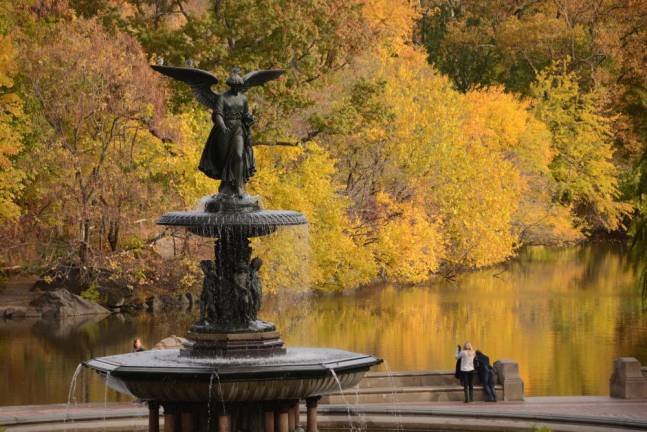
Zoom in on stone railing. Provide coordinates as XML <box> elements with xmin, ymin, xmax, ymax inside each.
<box><xmin>493</xmin><ymin>359</ymin><xmax>524</xmax><ymax>401</ymax></box>
<box><xmin>609</xmin><ymin>357</ymin><xmax>647</xmax><ymax>399</ymax></box>
<box><xmin>322</xmin><ymin>360</ymin><xmax>525</xmax><ymax>403</ymax></box>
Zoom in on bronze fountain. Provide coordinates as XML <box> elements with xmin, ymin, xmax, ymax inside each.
<box><xmin>83</xmin><ymin>64</ymin><xmax>381</xmax><ymax>432</ymax></box>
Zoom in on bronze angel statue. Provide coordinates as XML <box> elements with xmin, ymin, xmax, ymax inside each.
<box><xmin>152</xmin><ymin>65</ymin><xmax>284</xmax><ymax>197</ymax></box>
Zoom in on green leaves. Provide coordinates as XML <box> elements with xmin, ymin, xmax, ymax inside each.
<box><xmin>531</xmin><ymin>60</ymin><xmax>631</xmax><ymax>231</ymax></box>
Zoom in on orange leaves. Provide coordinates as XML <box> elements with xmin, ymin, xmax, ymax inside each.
<box><xmin>0</xmin><ymin>34</ymin><xmax>25</xmax><ymax>221</ymax></box>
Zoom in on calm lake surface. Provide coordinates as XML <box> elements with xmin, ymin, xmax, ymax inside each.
<box><xmin>0</xmin><ymin>243</ymin><xmax>645</xmax><ymax>406</ymax></box>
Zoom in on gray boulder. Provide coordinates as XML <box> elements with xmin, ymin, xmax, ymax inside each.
<box><xmin>146</xmin><ymin>296</ymin><xmax>162</xmax><ymax>312</ymax></box>
<box><xmin>153</xmin><ymin>335</ymin><xmax>188</xmax><ymax>350</ymax></box>
<box><xmin>99</xmin><ymin>281</ymin><xmax>133</xmax><ymax>308</ymax></box>
<box><xmin>3</xmin><ymin>308</ymin><xmax>27</xmax><ymax>319</ymax></box>
<box><xmin>30</xmin><ymin>289</ymin><xmax>111</xmax><ymax>318</ymax></box>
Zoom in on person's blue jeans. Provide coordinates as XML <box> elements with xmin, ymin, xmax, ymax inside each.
<box><xmin>480</xmin><ymin>370</ymin><xmax>497</xmax><ymax>401</ymax></box>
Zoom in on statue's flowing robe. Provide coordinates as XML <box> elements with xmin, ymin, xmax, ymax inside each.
<box><xmin>199</xmin><ymin>92</ymin><xmax>256</xmax><ymax>182</ymax></box>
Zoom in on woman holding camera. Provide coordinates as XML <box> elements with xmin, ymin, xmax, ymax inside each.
<box><xmin>455</xmin><ymin>342</ymin><xmax>476</xmax><ymax>403</ymax></box>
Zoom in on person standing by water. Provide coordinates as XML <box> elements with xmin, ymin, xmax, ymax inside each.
<box><xmin>132</xmin><ymin>337</ymin><xmax>145</xmax><ymax>352</ymax></box>
<box><xmin>475</xmin><ymin>349</ymin><xmax>497</xmax><ymax>402</ymax></box>
<box><xmin>455</xmin><ymin>342</ymin><xmax>476</xmax><ymax>403</ymax></box>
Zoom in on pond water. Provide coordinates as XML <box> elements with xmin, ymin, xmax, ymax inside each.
<box><xmin>0</xmin><ymin>243</ymin><xmax>645</xmax><ymax>406</ymax></box>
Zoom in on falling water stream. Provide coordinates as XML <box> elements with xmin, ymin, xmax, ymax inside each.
<box><xmin>103</xmin><ymin>371</ymin><xmax>111</xmax><ymax>432</ymax></box>
<box><xmin>215</xmin><ymin>370</ymin><xmax>227</xmax><ymax>415</ymax></box>
<box><xmin>64</xmin><ymin>363</ymin><xmax>83</xmax><ymax>427</ymax></box>
<box><xmin>382</xmin><ymin>360</ymin><xmax>403</xmax><ymax>432</ymax></box>
<box><xmin>351</xmin><ymin>386</ymin><xmax>368</xmax><ymax>431</ymax></box>
<box><xmin>207</xmin><ymin>368</ymin><xmax>227</xmax><ymax>432</ymax></box>
<box><xmin>328</xmin><ymin>368</ymin><xmax>357</xmax><ymax>432</ymax></box>
<box><xmin>207</xmin><ymin>371</ymin><xmax>216</xmax><ymax>432</ymax></box>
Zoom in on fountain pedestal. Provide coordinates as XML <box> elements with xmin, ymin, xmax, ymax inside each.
<box><xmin>183</xmin><ymin>326</ymin><xmax>286</xmax><ymax>357</ymax></box>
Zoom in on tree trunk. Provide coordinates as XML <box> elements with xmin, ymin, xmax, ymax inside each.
<box><xmin>79</xmin><ymin>218</ymin><xmax>90</xmax><ymax>265</ymax></box>
<box><xmin>107</xmin><ymin>219</ymin><xmax>119</xmax><ymax>252</ymax></box>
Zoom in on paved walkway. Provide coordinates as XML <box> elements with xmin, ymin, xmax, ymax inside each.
<box><xmin>1</xmin><ymin>397</ymin><xmax>646</xmax><ymax>431</ymax></box>
<box><xmin>0</xmin><ymin>403</ymin><xmax>147</xmax><ymax>426</ymax></box>
<box><xmin>322</xmin><ymin>397</ymin><xmax>647</xmax><ymax>431</ymax></box>
<box><xmin>379</xmin><ymin>396</ymin><xmax>647</xmax><ymax>421</ymax></box>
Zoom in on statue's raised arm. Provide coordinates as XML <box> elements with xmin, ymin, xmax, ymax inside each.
<box><xmin>152</xmin><ymin>65</ymin><xmax>284</xmax><ymax>199</ymax></box>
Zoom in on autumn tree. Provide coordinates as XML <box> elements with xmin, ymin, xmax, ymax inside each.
<box><xmin>417</xmin><ymin>0</ymin><xmax>647</xmax><ymax>167</ymax></box>
<box><xmin>2</xmin><ymin>0</ymin><xmax>643</xmax><ymax>294</ymax></box>
<box><xmin>310</xmin><ymin>39</ymin><xmax>571</xmax><ymax>275</ymax></box>
<box><xmin>25</xmin><ymin>18</ymin><xmax>174</xmax><ymax>264</ymax></box>
<box><xmin>0</xmin><ymin>1</ymin><xmax>27</xmax><ymax>223</ymax></box>
<box><xmin>0</xmin><ymin>33</ymin><xmax>25</xmax><ymax>222</ymax></box>
<box><xmin>530</xmin><ymin>61</ymin><xmax>630</xmax><ymax>231</ymax></box>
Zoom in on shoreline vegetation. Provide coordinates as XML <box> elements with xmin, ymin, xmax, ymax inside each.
<box><xmin>0</xmin><ymin>1</ymin><xmax>645</xmax><ymax>302</ymax></box>
<box><xmin>1</xmin><ymin>239</ymin><xmax>640</xmax><ymax>317</ymax></box>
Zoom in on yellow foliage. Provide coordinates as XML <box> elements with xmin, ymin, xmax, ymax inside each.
<box><xmin>310</xmin><ymin>45</ymin><xmax>580</xmax><ymax>274</ymax></box>
<box><xmin>362</xmin><ymin>0</ymin><xmax>420</xmax><ymax>56</ymax></box>
<box><xmin>0</xmin><ymin>34</ymin><xmax>25</xmax><ymax>221</ymax></box>
<box><xmin>249</xmin><ymin>142</ymin><xmax>376</xmax><ymax>292</ymax></box>
<box><xmin>530</xmin><ymin>60</ymin><xmax>632</xmax><ymax>231</ymax></box>
<box><xmin>464</xmin><ymin>87</ymin><xmax>581</xmax><ymax>245</ymax></box>
<box><xmin>373</xmin><ymin>191</ymin><xmax>443</xmax><ymax>282</ymax></box>
<box><xmin>377</xmin><ymin>50</ymin><xmax>524</xmax><ymax>267</ymax></box>
<box><xmin>166</xmin><ymin>111</ymin><xmax>214</xmax><ymax>207</ymax></box>
<box><xmin>464</xmin><ymin>88</ymin><xmax>531</xmax><ymax>151</ymax></box>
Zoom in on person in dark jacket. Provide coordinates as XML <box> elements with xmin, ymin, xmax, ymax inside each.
<box><xmin>475</xmin><ymin>350</ymin><xmax>497</xmax><ymax>402</ymax></box>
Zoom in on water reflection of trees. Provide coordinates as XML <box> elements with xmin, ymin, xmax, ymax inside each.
<box><xmin>263</xmin><ymin>244</ymin><xmax>646</xmax><ymax>396</ymax></box>
<box><xmin>0</xmin><ymin>245</ymin><xmax>645</xmax><ymax>404</ymax></box>
<box><xmin>0</xmin><ymin>311</ymin><xmax>198</xmax><ymax>405</ymax></box>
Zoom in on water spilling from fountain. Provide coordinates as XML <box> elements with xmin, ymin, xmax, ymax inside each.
<box><xmin>64</xmin><ymin>363</ymin><xmax>83</xmax><ymax>429</ymax></box>
<box><xmin>329</xmin><ymin>368</ymin><xmax>357</xmax><ymax>432</ymax></box>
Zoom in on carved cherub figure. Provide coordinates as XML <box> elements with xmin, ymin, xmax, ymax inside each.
<box><xmin>249</xmin><ymin>257</ymin><xmax>263</xmax><ymax>315</ymax></box>
<box><xmin>199</xmin><ymin>260</ymin><xmax>218</xmax><ymax>324</ymax></box>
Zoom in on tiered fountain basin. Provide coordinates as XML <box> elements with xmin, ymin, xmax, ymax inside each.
<box><xmin>157</xmin><ymin>195</ymin><xmax>308</xmax><ymax>238</ymax></box>
<box><xmin>158</xmin><ymin>209</ymin><xmax>307</xmax><ymax>237</ymax></box>
<box><xmin>83</xmin><ymin>193</ymin><xmax>382</xmax><ymax>431</ymax></box>
<box><xmin>84</xmin><ymin>348</ymin><xmax>381</xmax><ymax>402</ymax></box>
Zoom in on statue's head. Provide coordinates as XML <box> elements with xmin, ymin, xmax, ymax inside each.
<box><xmin>226</xmin><ymin>67</ymin><xmax>244</xmax><ymax>92</ymax></box>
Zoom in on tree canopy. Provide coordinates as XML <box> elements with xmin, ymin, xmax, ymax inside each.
<box><xmin>0</xmin><ymin>0</ymin><xmax>644</xmax><ymax>293</ymax></box>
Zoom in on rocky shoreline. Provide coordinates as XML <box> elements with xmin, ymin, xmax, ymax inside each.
<box><xmin>0</xmin><ymin>273</ymin><xmax>197</xmax><ymax>320</ymax></box>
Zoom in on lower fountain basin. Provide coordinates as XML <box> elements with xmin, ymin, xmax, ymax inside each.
<box><xmin>84</xmin><ymin>347</ymin><xmax>381</xmax><ymax>402</ymax></box>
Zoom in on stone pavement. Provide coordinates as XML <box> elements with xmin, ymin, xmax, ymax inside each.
<box><xmin>383</xmin><ymin>396</ymin><xmax>647</xmax><ymax>421</ymax></box>
<box><xmin>1</xmin><ymin>397</ymin><xmax>647</xmax><ymax>431</ymax></box>
<box><xmin>0</xmin><ymin>403</ymin><xmax>148</xmax><ymax>428</ymax></box>
<box><xmin>321</xmin><ymin>396</ymin><xmax>647</xmax><ymax>431</ymax></box>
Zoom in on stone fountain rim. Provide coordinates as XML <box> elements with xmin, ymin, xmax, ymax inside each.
<box><xmin>156</xmin><ymin>209</ymin><xmax>308</xmax><ymax>227</ymax></box>
<box><xmin>83</xmin><ymin>350</ymin><xmax>382</xmax><ymax>381</ymax></box>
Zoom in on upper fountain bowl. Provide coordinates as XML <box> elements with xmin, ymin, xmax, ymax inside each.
<box><xmin>157</xmin><ymin>193</ymin><xmax>308</xmax><ymax>238</ymax></box>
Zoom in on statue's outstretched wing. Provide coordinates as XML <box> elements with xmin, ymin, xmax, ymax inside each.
<box><xmin>242</xmin><ymin>69</ymin><xmax>285</xmax><ymax>91</ymax></box>
<box><xmin>151</xmin><ymin>65</ymin><xmax>219</xmax><ymax>109</ymax></box>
